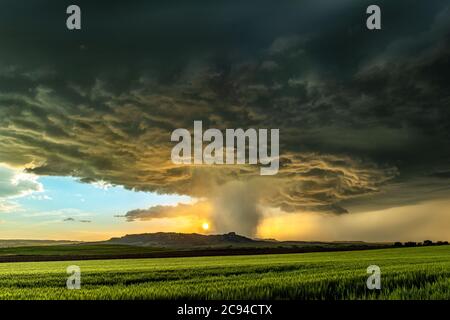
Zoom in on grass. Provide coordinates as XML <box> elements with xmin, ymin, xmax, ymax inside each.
<box><xmin>0</xmin><ymin>240</ymin><xmax>79</xmax><ymax>248</ymax></box>
<box><xmin>0</xmin><ymin>244</ymin><xmax>166</xmax><ymax>256</ymax></box>
<box><xmin>0</xmin><ymin>241</ymin><xmax>389</xmax><ymax>257</ymax></box>
<box><xmin>0</xmin><ymin>246</ymin><xmax>448</xmax><ymax>300</ymax></box>
<box><xmin>0</xmin><ymin>242</ymin><xmax>393</xmax><ymax>262</ymax></box>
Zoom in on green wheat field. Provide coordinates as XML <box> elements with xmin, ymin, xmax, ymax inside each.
<box><xmin>0</xmin><ymin>246</ymin><xmax>449</xmax><ymax>300</ymax></box>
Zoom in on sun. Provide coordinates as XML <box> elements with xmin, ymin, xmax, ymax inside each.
<box><xmin>202</xmin><ymin>222</ymin><xmax>209</xmax><ymax>231</ymax></box>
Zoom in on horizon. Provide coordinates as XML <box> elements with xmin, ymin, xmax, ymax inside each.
<box><xmin>1</xmin><ymin>0</ymin><xmax>450</xmax><ymax>243</ymax></box>
<box><xmin>0</xmin><ymin>229</ymin><xmax>448</xmax><ymax>244</ymax></box>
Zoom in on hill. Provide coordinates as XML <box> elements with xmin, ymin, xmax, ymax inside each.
<box><xmin>0</xmin><ymin>239</ymin><xmax>80</xmax><ymax>248</ymax></box>
<box><xmin>0</xmin><ymin>232</ymin><xmax>397</xmax><ymax>263</ymax></box>
<box><xmin>104</xmin><ymin>232</ymin><xmax>259</xmax><ymax>247</ymax></box>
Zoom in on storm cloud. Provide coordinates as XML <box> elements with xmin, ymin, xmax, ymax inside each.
<box><xmin>0</xmin><ymin>0</ymin><xmax>449</xmax><ymax>236</ymax></box>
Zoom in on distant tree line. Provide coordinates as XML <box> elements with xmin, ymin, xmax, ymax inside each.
<box><xmin>393</xmin><ymin>240</ymin><xmax>449</xmax><ymax>247</ymax></box>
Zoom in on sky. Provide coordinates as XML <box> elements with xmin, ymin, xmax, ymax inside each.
<box><xmin>0</xmin><ymin>0</ymin><xmax>450</xmax><ymax>241</ymax></box>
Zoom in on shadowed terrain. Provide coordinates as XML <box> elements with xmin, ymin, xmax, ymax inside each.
<box><xmin>0</xmin><ymin>232</ymin><xmax>396</xmax><ymax>262</ymax></box>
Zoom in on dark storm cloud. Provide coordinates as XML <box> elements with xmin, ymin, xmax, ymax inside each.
<box><xmin>125</xmin><ymin>203</ymin><xmax>203</xmax><ymax>222</ymax></box>
<box><xmin>339</xmin><ymin>177</ymin><xmax>450</xmax><ymax>214</ymax></box>
<box><xmin>0</xmin><ymin>0</ymin><xmax>450</xmax><ymax>226</ymax></box>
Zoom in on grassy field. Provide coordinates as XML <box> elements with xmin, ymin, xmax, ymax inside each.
<box><xmin>0</xmin><ymin>241</ymin><xmax>393</xmax><ymax>263</ymax></box>
<box><xmin>0</xmin><ymin>245</ymin><xmax>448</xmax><ymax>300</ymax></box>
<box><xmin>0</xmin><ymin>244</ymin><xmax>167</xmax><ymax>256</ymax></box>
